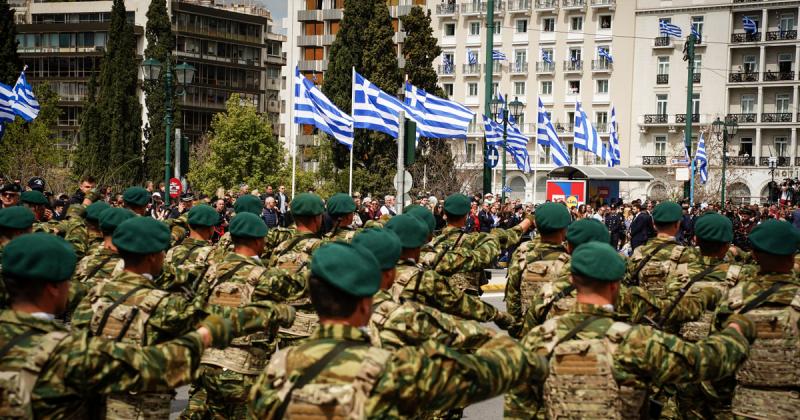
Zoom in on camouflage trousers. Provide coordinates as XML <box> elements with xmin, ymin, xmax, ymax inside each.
<box><xmin>182</xmin><ymin>365</ymin><xmax>257</xmax><ymax>419</ymax></box>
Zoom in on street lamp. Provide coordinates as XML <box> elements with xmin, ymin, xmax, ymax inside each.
<box><xmin>491</xmin><ymin>95</ymin><xmax>524</xmax><ymax>202</ymax></box>
<box><xmin>767</xmin><ymin>156</ymin><xmax>778</xmax><ymax>205</ymax></box>
<box><xmin>711</xmin><ymin>116</ymin><xmax>738</xmax><ymax>205</ymax></box>
<box><xmin>141</xmin><ymin>58</ymin><xmax>195</xmax><ymax>207</ymax></box>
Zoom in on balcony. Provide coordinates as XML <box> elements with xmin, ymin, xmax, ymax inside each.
<box><xmin>461</xmin><ymin>1</ymin><xmax>505</xmax><ymax>15</ymax></box>
<box><xmin>536</xmin><ymin>61</ymin><xmax>555</xmax><ymax>73</ymax></box>
<box><xmin>297</xmin><ymin>35</ymin><xmax>322</xmax><ymax>47</ymax></box>
<box><xmin>298</xmin><ymin>59</ymin><xmax>327</xmax><ymax>72</ymax></box>
<box><xmin>656</xmin><ymin>74</ymin><xmax>669</xmax><ymax>84</ymax></box>
<box><xmin>562</xmin><ymin>0</ymin><xmax>585</xmax><ymax>9</ymax></box>
<box><xmin>726</xmin><ymin>113</ymin><xmax>757</xmax><ymax>123</ymax></box>
<box><xmin>436</xmin><ymin>3</ymin><xmax>459</xmax><ymax>16</ymax></box>
<box><xmin>653</xmin><ymin>37</ymin><xmax>673</xmax><ymax>48</ymax></box>
<box><xmin>510</xmin><ymin>62</ymin><xmax>528</xmax><ymax>74</ymax></box>
<box><xmin>675</xmin><ymin>114</ymin><xmax>699</xmax><ymax>123</ymax></box>
<box><xmin>463</xmin><ymin>63</ymin><xmax>481</xmax><ymax>75</ymax></box>
<box><xmin>322</xmin><ymin>8</ymin><xmax>344</xmax><ymax>20</ymax></box>
<box><xmin>642</xmin><ymin>156</ymin><xmax>667</xmax><ymax>166</ymax></box>
<box><xmin>693</xmin><ymin>73</ymin><xmax>701</xmax><ymax>83</ymax></box>
<box><xmin>763</xmin><ymin>71</ymin><xmax>795</xmax><ymax>81</ymax></box>
<box><xmin>760</xmin><ymin>156</ymin><xmax>791</xmax><ymax>167</ymax></box>
<box><xmin>762</xmin><ymin>113</ymin><xmax>793</xmax><ymax>123</ymax></box>
<box><xmin>726</xmin><ymin>156</ymin><xmax>755</xmax><ymax>166</ymax></box>
<box><xmin>729</xmin><ymin>72</ymin><xmax>759</xmax><ymax>83</ymax></box>
<box><xmin>297</xmin><ymin>9</ymin><xmax>322</xmax><ymax>21</ymax></box>
<box><xmin>265</xmin><ymin>53</ymin><xmax>287</xmax><ymax>66</ymax></box>
<box><xmin>508</xmin><ymin>0</ymin><xmax>532</xmax><ymax>13</ymax></box>
<box><xmin>438</xmin><ymin>64</ymin><xmax>455</xmax><ymax>76</ymax></box>
<box><xmin>563</xmin><ymin>60</ymin><xmax>583</xmax><ymax>72</ymax></box>
<box><xmin>731</xmin><ymin>32</ymin><xmax>760</xmax><ymax>43</ymax></box>
<box><xmin>591</xmin><ymin>0</ymin><xmax>615</xmax><ymax>7</ymax></box>
<box><xmin>643</xmin><ymin>114</ymin><xmax>668</xmax><ymax>124</ymax></box>
<box><xmin>766</xmin><ymin>30</ymin><xmax>797</xmax><ymax>41</ymax></box>
<box><xmin>591</xmin><ymin>60</ymin><xmax>612</xmax><ymax>71</ymax></box>
<box><xmin>535</xmin><ymin>0</ymin><xmax>558</xmax><ymax>11</ymax></box>
<box><xmin>490</xmin><ymin>63</ymin><xmax>503</xmax><ymax>74</ymax></box>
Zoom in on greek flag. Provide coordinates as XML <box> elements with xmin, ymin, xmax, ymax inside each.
<box><xmin>293</xmin><ymin>67</ymin><xmax>354</xmax><ymax>149</ymax></box>
<box><xmin>442</xmin><ymin>55</ymin><xmax>454</xmax><ymax>73</ymax></box>
<box><xmin>609</xmin><ymin>106</ymin><xmax>621</xmax><ymax>166</ymax></box>
<box><xmin>352</xmin><ymin>71</ymin><xmax>412</xmax><ymax>138</ymax></box>
<box><xmin>742</xmin><ymin>16</ymin><xmax>758</xmax><ymax>34</ymax></box>
<box><xmin>483</xmin><ymin>114</ymin><xmax>502</xmax><ymax>144</ymax></box>
<box><xmin>659</xmin><ymin>20</ymin><xmax>682</xmax><ymax>38</ymax></box>
<box><xmin>695</xmin><ymin>133</ymin><xmax>708</xmax><ymax>184</ymax></box>
<box><xmin>537</xmin><ymin>98</ymin><xmax>570</xmax><ymax>167</ymax></box>
<box><xmin>0</xmin><ymin>83</ymin><xmax>15</xmax><ymax>124</ymax></box>
<box><xmin>574</xmin><ymin>101</ymin><xmax>611</xmax><ymax>165</ymax></box>
<box><xmin>506</xmin><ymin>115</ymin><xmax>530</xmax><ymax>150</ymax></box>
<box><xmin>502</xmin><ymin>185</ymin><xmax>513</xmax><ymax>193</ymax></box>
<box><xmin>598</xmin><ymin>48</ymin><xmax>613</xmax><ymax>63</ymax></box>
<box><xmin>691</xmin><ymin>25</ymin><xmax>702</xmax><ymax>42</ymax></box>
<box><xmin>11</xmin><ymin>70</ymin><xmax>39</xmax><ymax>122</ymax></box>
<box><xmin>467</xmin><ymin>50</ymin><xmax>478</xmax><ymax>65</ymax></box>
<box><xmin>509</xmin><ymin>146</ymin><xmax>531</xmax><ymax>173</ymax></box>
<box><xmin>541</xmin><ymin>49</ymin><xmax>553</xmax><ymax>64</ymax></box>
<box><xmin>492</xmin><ymin>50</ymin><xmax>507</xmax><ymax>61</ymax></box>
<box><xmin>404</xmin><ymin>82</ymin><xmax>474</xmax><ymax>139</ymax></box>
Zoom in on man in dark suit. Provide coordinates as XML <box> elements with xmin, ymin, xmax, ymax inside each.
<box><xmin>276</xmin><ymin>185</ymin><xmax>289</xmax><ymax>227</ymax></box>
<box><xmin>629</xmin><ymin>203</ymin><xmax>656</xmax><ymax>250</ymax></box>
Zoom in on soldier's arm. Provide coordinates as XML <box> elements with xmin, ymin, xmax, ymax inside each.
<box><xmin>523</xmin><ymin>275</ymin><xmax>573</xmax><ymax>332</ymax></box>
<box><xmin>505</xmin><ymin>328</ymin><xmax>550</xmax><ymax>419</ymax></box>
<box><xmin>380</xmin><ymin>303</ymin><xmax>496</xmax><ymax>351</ymax></box>
<box><xmin>148</xmin><ymin>294</ymin><xmax>209</xmax><ymax>338</ymax></box>
<box><xmin>427</xmin><ymin>271</ymin><xmax>498</xmax><ymax>322</ymax></box>
<box><xmin>504</xmin><ymin>248</ymin><xmax>526</xmax><ymax>323</ymax></box>
<box><xmin>64</xmin><ymin>225</ymin><xmax>89</xmax><ymax>259</ymax></box>
<box><xmin>252</xmin><ymin>267</ymin><xmax>308</xmax><ymax>302</ymax></box>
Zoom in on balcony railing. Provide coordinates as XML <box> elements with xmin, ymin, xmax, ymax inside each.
<box><xmin>729</xmin><ymin>72</ymin><xmax>759</xmax><ymax>82</ymax></box>
<box><xmin>462</xmin><ymin>64</ymin><xmax>481</xmax><ymax>75</ymax></box>
<box><xmin>731</xmin><ymin>32</ymin><xmax>760</xmax><ymax>43</ymax></box>
<box><xmin>763</xmin><ymin>71</ymin><xmax>795</xmax><ymax>81</ymax></box>
<box><xmin>535</xmin><ymin>0</ymin><xmax>558</xmax><ymax>9</ymax></box>
<box><xmin>656</xmin><ymin>74</ymin><xmax>669</xmax><ymax>84</ymax></box>
<box><xmin>508</xmin><ymin>0</ymin><xmax>532</xmax><ymax>12</ymax></box>
<box><xmin>591</xmin><ymin>0</ymin><xmax>615</xmax><ymax>6</ymax></box>
<box><xmin>563</xmin><ymin>60</ymin><xmax>583</xmax><ymax>71</ymax></box>
<box><xmin>760</xmin><ymin>156</ymin><xmax>791</xmax><ymax>167</ymax></box>
<box><xmin>766</xmin><ymin>30</ymin><xmax>797</xmax><ymax>41</ymax></box>
<box><xmin>438</xmin><ymin>64</ymin><xmax>455</xmax><ymax>75</ymax></box>
<box><xmin>726</xmin><ymin>156</ymin><xmax>755</xmax><ymax>166</ymax></box>
<box><xmin>726</xmin><ymin>113</ymin><xmax>757</xmax><ymax>123</ymax></box>
<box><xmin>510</xmin><ymin>62</ymin><xmax>528</xmax><ymax>74</ymax></box>
<box><xmin>653</xmin><ymin>37</ymin><xmax>672</xmax><ymax>47</ymax></box>
<box><xmin>536</xmin><ymin>61</ymin><xmax>555</xmax><ymax>73</ymax></box>
<box><xmin>644</xmin><ymin>114</ymin><xmax>668</xmax><ymax>124</ymax></box>
<box><xmin>436</xmin><ymin>3</ymin><xmax>459</xmax><ymax>15</ymax></box>
<box><xmin>642</xmin><ymin>156</ymin><xmax>667</xmax><ymax>166</ymax></box>
<box><xmin>762</xmin><ymin>113</ymin><xmax>793</xmax><ymax>123</ymax></box>
<box><xmin>562</xmin><ymin>0</ymin><xmax>586</xmax><ymax>8</ymax></box>
<box><xmin>591</xmin><ymin>59</ymin><xmax>612</xmax><ymax>71</ymax></box>
<box><xmin>460</xmin><ymin>2</ymin><xmax>486</xmax><ymax>14</ymax></box>
<box><xmin>693</xmin><ymin>73</ymin><xmax>701</xmax><ymax>83</ymax></box>
<box><xmin>675</xmin><ymin>114</ymin><xmax>699</xmax><ymax>123</ymax></box>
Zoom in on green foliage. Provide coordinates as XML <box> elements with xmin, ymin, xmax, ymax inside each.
<box><xmin>400</xmin><ymin>6</ymin><xmax>443</xmax><ymax>97</ymax></box>
<box><xmin>0</xmin><ymin>0</ymin><xmax>21</xmax><ymax>85</ymax></box>
<box><xmin>187</xmin><ymin>94</ymin><xmax>282</xmax><ymax>195</ymax></box>
<box><xmin>74</xmin><ymin>75</ymin><xmax>104</xmax><ymax>179</ymax></box>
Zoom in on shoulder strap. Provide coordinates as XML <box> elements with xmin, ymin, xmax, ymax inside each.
<box><xmin>656</xmin><ymin>264</ymin><xmax>718</xmax><ymax>328</ymax></box>
<box><xmin>83</xmin><ymin>254</ymin><xmax>115</xmax><ymax>282</ymax></box>
<box><xmin>630</xmin><ymin>241</ymin><xmax>674</xmax><ymax>284</ymax></box>
<box><xmin>175</xmin><ymin>242</ymin><xmax>206</xmax><ymax>267</ymax></box>
<box><xmin>274</xmin><ymin>340</ymin><xmax>366</xmax><ymax>419</ymax></box>
<box><xmin>0</xmin><ymin>330</ymin><xmax>37</xmax><ymax>360</ymax></box>
<box><xmin>276</xmin><ymin>235</ymin><xmax>312</xmax><ymax>258</ymax></box>
<box><xmin>431</xmin><ymin>229</ymin><xmax>463</xmax><ymax>249</ymax></box>
<box><xmin>540</xmin><ymin>284</ymin><xmax>576</xmax><ymax>321</ymax></box>
<box><xmin>547</xmin><ymin>315</ymin><xmax>602</xmax><ymax>358</ymax></box>
<box><xmin>213</xmin><ymin>261</ymin><xmax>250</xmax><ymax>286</ymax></box>
<box><xmin>737</xmin><ymin>281</ymin><xmax>790</xmax><ymax>315</ymax></box>
<box><xmin>92</xmin><ymin>284</ymin><xmax>148</xmax><ymax>337</ymax></box>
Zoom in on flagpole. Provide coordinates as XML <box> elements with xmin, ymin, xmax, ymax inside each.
<box><xmin>533</xmin><ymin>144</ymin><xmax>539</xmax><ymax>204</ymax></box>
<box><xmin>349</xmin><ymin>66</ymin><xmax>355</xmax><ymax>196</ymax></box>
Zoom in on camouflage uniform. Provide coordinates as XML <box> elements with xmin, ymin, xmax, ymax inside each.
<box><xmin>73</xmin><ymin>246</ymin><xmax>124</xmax><ymax>292</ymax></box>
<box><xmin>623</xmin><ymin>236</ymin><xmax>695</xmax><ymax>296</ymax></box>
<box><xmin>323</xmin><ymin>226</ymin><xmax>358</xmax><ymax>243</ymax></box>
<box><xmin>211</xmin><ymin>225</ymin><xmax>296</xmax><ymax>261</ymax></box>
<box><xmin>163</xmin><ymin>237</ymin><xmax>214</xmax><ymax>294</ymax></box>
<box><xmin>0</xmin><ymin>241</ymin><xmax>7</xmax><ymax>309</ymax></box>
<box><xmin>56</xmin><ymin>205</ymin><xmax>90</xmax><ymax>258</ymax></box>
<box><xmin>504</xmin><ymin>302</ymin><xmax>752</xmax><ymax>419</ymax></box>
<box><xmin>248</xmin><ymin>324</ymin><xmax>543</xmax><ymax>418</ymax></box>
<box><xmin>165</xmin><ymin>213</ymin><xmax>190</xmax><ymax>247</ymax></box>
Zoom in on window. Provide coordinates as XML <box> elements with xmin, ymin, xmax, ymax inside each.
<box><xmin>739</xmin><ymin>138</ymin><xmax>753</xmax><ymax>156</ymax></box>
<box><xmin>516</xmin><ymin>19</ymin><xmax>528</xmax><ymax>33</ymax></box>
<box><xmin>656</xmin><ymin>94</ymin><xmax>668</xmax><ymax>115</ymax></box>
<box><xmin>657</xmin><ymin>57</ymin><xmax>669</xmax><ymax>74</ymax></box>
<box><xmin>596</xmin><ymin>112</ymin><xmax>608</xmax><ymax>131</ymax></box>
<box><xmin>466</xmin><ymin>143</ymin><xmax>477</xmax><ymax>163</ymax></box>
<box><xmin>469</xmin><ymin>22</ymin><xmax>480</xmax><ymax>36</ymax></box>
<box><xmin>569</xmin><ymin>48</ymin><xmax>582</xmax><ymax>62</ymax></box>
<box><xmin>778</xmin><ymin>53</ymin><xmax>792</xmax><ymax>73</ymax></box>
<box><xmin>775</xmin><ymin>137</ymin><xmax>788</xmax><ymax>157</ymax></box>
<box><xmin>541</xmin><ymin>48</ymin><xmax>553</xmax><ymax>63</ymax></box>
<box><xmin>443</xmin><ymin>83</ymin><xmax>454</xmax><ymax>97</ymax></box>
<box><xmin>596</xmin><ymin>79</ymin><xmax>609</xmax><ymax>94</ymax></box>
<box><xmin>691</xmin><ymin>16</ymin><xmax>704</xmax><ymax>38</ymax></box>
<box><xmin>779</xmin><ymin>14</ymin><xmax>795</xmax><ymax>31</ymax></box>
<box><xmin>568</xmin><ymin>80</ymin><xmax>580</xmax><ymax>94</ymax></box>
<box><xmin>776</xmin><ymin>93</ymin><xmax>791</xmax><ymax>113</ymax></box>
<box><xmin>741</xmin><ymin>94</ymin><xmax>756</xmax><ymax>113</ymax></box>
<box><xmin>468</xmin><ymin>83</ymin><xmax>478</xmax><ymax>96</ymax></box>
<box><xmin>692</xmin><ymin>93</ymin><xmax>700</xmax><ymax>115</ymax></box>
<box><xmin>742</xmin><ymin>55</ymin><xmax>757</xmax><ymax>73</ymax></box>
<box><xmin>492</xmin><ymin>82</ymin><xmax>499</xmax><ymax>97</ymax></box>
<box><xmin>514</xmin><ymin>81</ymin><xmax>526</xmax><ymax>96</ymax></box>
<box><xmin>543</xmin><ymin>18</ymin><xmax>555</xmax><ymax>32</ymax></box>
<box><xmin>694</xmin><ymin>54</ymin><xmax>702</xmax><ymax>73</ymax></box>
<box><xmin>514</xmin><ymin>50</ymin><xmax>527</xmax><ymax>65</ymax></box>
<box><xmin>599</xmin><ymin>15</ymin><xmax>612</xmax><ymax>29</ymax></box>
<box><xmin>444</xmin><ymin>23</ymin><xmax>456</xmax><ymax>36</ymax></box>
<box><xmin>571</xmin><ymin>16</ymin><xmax>583</xmax><ymax>31</ymax></box>
<box><xmin>541</xmin><ymin>80</ymin><xmax>552</xmax><ymax>95</ymax></box>
<box><xmin>655</xmin><ymin>136</ymin><xmax>667</xmax><ymax>156</ymax></box>
<box><xmin>494</xmin><ymin>21</ymin><xmax>501</xmax><ymax>35</ymax></box>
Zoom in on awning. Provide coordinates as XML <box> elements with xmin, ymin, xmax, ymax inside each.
<box><xmin>547</xmin><ymin>166</ymin><xmax>654</xmax><ymax>181</ymax></box>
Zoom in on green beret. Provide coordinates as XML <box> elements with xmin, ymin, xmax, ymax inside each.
<box><xmin>385</xmin><ymin>214</ymin><xmax>428</xmax><ymax>249</ymax></box>
<box><xmin>353</xmin><ymin>228</ymin><xmax>402</xmax><ymax>271</ymax></box>
<box><xmin>3</xmin><ymin>233</ymin><xmax>76</xmax><ymax>283</ymax></box>
<box><xmin>570</xmin><ymin>241</ymin><xmax>625</xmax><ymax>282</ymax></box>
<box><xmin>406</xmin><ymin>206</ymin><xmax>435</xmax><ymax>234</ymax></box>
<box><xmin>652</xmin><ymin>201</ymin><xmax>683</xmax><ymax>223</ymax></box>
<box><xmin>749</xmin><ymin>220</ymin><xmax>800</xmax><ymax>256</ymax></box>
<box><xmin>234</xmin><ymin>194</ymin><xmax>263</xmax><ymax>215</ymax></box>
<box><xmin>112</xmin><ymin>217</ymin><xmax>171</xmax><ymax>254</ymax></box>
<box><xmin>566</xmin><ymin>219</ymin><xmax>610</xmax><ymax>247</ymax></box>
<box><xmin>694</xmin><ymin>213</ymin><xmax>733</xmax><ymax>243</ymax></box>
<box><xmin>327</xmin><ymin>193</ymin><xmax>356</xmax><ymax>216</ymax></box>
<box><xmin>311</xmin><ymin>242</ymin><xmax>380</xmax><ymax>297</ymax></box>
<box><xmin>20</xmin><ymin>190</ymin><xmax>48</xmax><ymax>205</ymax></box>
<box><xmin>292</xmin><ymin>193</ymin><xmax>324</xmax><ymax>216</ymax></box>
<box><xmin>0</xmin><ymin>206</ymin><xmax>35</xmax><ymax>230</ymax></box>
<box><xmin>229</xmin><ymin>212</ymin><xmax>268</xmax><ymax>238</ymax></box>
<box><xmin>443</xmin><ymin>194</ymin><xmax>470</xmax><ymax>217</ymax></box>
<box><xmin>188</xmin><ymin>204</ymin><xmax>219</xmax><ymax>227</ymax></box>
<box><xmin>535</xmin><ymin>202</ymin><xmax>571</xmax><ymax>233</ymax></box>
<box><xmin>123</xmin><ymin>187</ymin><xmax>150</xmax><ymax>207</ymax></box>
<box><xmin>99</xmin><ymin>208</ymin><xmax>136</xmax><ymax>234</ymax></box>
<box><xmin>85</xmin><ymin>201</ymin><xmax>111</xmax><ymax>223</ymax></box>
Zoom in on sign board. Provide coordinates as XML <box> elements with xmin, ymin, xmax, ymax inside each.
<box><xmin>393</xmin><ymin>170</ymin><xmax>413</xmax><ymax>193</ymax></box>
<box><xmin>670</xmin><ymin>158</ymin><xmax>690</xmax><ymax>166</ymax></box>
<box><xmin>486</xmin><ymin>145</ymin><xmax>500</xmax><ymax>169</ymax></box>
<box><xmin>169</xmin><ymin>177</ymin><xmax>182</xmax><ymax>199</ymax></box>
<box><xmin>546</xmin><ymin>180</ymin><xmax>586</xmax><ymax>208</ymax></box>
<box><xmin>675</xmin><ymin>167</ymin><xmax>690</xmax><ymax>181</ymax></box>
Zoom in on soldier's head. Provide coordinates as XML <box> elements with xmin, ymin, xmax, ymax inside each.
<box><xmin>230</xmin><ymin>213</ymin><xmax>267</xmax><ymax>255</ymax></box>
<box><xmin>291</xmin><ymin>193</ymin><xmax>325</xmax><ymax>234</ymax></box>
<box><xmin>748</xmin><ymin>220</ymin><xmax>799</xmax><ymax>273</ymax></box>
<box><xmin>84</xmin><ymin>201</ymin><xmax>110</xmax><ymax>234</ymax></box>
<box><xmin>3</xmin><ymin>233</ymin><xmax>77</xmax><ymax>315</ymax></box>
<box><xmin>405</xmin><ymin>205</ymin><xmax>436</xmax><ymax>241</ymax></box>
<box><xmin>693</xmin><ymin>213</ymin><xmax>732</xmax><ymax>258</ymax></box>
<box><xmin>652</xmin><ymin>202</ymin><xmax>682</xmax><ymax>236</ymax></box>
<box><xmin>20</xmin><ymin>191</ymin><xmax>49</xmax><ymax>221</ymax></box>
<box><xmin>565</xmin><ymin>219</ymin><xmax>610</xmax><ymax>254</ymax></box>
<box><xmin>353</xmin><ymin>228</ymin><xmax>402</xmax><ymax>290</ymax></box>
<box><xmin>187</xmin><ymin>204</ymin><xmax>219</xmax><ymax>241</ymax></box>
<box><xmin>0</xmin><ymin>206</ymin><xmax>35</xmax><ymax>242</ymax></box>
<box><xmin>385</xmin><ymin>215</ymin><xmax>428</xmax><ymax>262</ymax></box>
<box><xmin>443</xmin><ymin>193</ymin><xmax>471</xmax><ymax>227</ymax></box>
<box><xmin>113</xmin><ymin>217</ymin><xmax>171</xmax><ymax>276</ymax></box>
<box><xmin>122</xmin><ymin>187</ymin><xmax>150</xmax><ymax>216</ymax></box>
<box><xmin>309</xmin><ymin>242</ymin><xmax>380</xmax><ymax>325</ymax></box>
<box><xmin>100</xmin><ymin>208</ymin><xmax>136</xmax><ymax>253</ymax></box>
<box><xmin>79</xmin><ymin>175</ymin><xmax>96</xmax><ymax>195</ymax></box>
<box><xmin>569</xmin><ymin>242</ymin><xmax>626</xmax><ymax>306</ymax></box>
<box><xmin>535</xmin><ymin>203</ymin><xmax>571</xmax><ymax>244</ymax></box>
<box><xmin>327</xmin><ymin>193</ymin><xmax>356</xmax><ymax>228</ymax></box>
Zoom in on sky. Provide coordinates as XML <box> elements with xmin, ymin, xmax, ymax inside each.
<box><xmin>261</xmin><ymin>0</ymin><xmax>288</xmax><ymax>22</ymax></box>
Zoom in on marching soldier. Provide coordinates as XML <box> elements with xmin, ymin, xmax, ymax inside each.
<box><xmin>0</xmin><ymin>206</ymin><xmax>35</xmax><ymax>309</ymax></box>
<box><xmin>20</xmin><ymin>191</ymin><xmax>53</xmax><ymax>226</ymax></box>
<box><xmin>72</xmin><ymin>207</ymin><xmax>134</xmax><ymax>292</ymax></box>
<box><xmin>121</xmin><ymin>186</ymin><xmax>151</xmax><ymax>216</ymax></box>
<box><xmin>324</xmin><ymin>193</ymin><xmax>358</xmax><ymax>242</ymax></box>
<box><xmin>82</xmin><ymin>201</ymin><xmax>110</xmax><ymax>255</ymax></box>
<box><xmin>163</xmin><ymin>204</ymin><xmax>218</xmax><ymax>294</ymax></box>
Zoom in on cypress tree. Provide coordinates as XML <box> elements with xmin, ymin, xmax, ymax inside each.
<box><xmin>0</xmin><ymin>0</ymin><xmax>21</xmax><ymax>85</ymax></box>
<box><xmin>74</xmin><ymin>75</ymin><xmax>104</xmax><ymax>178</ymax></box>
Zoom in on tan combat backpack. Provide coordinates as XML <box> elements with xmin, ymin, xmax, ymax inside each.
<box><xmin>520</xmin><ymin>251</ymin><xmax>570</xmax><ymax>315</ymax></box>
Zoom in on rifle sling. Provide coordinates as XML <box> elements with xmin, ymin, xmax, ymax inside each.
<box><xmin>540</xmin><ymin>284</ymin><xmax>576</xmax><ymax>321</ymax></box>
<box><xmin>656</xmin><ymin>265</ymin><xmax>718</xmax><ymax>328</ymax></box>
<box><xmin>0</xmin><ymin>330</ymin><xmax>37</xmax><ymax>360</ymax></box>
<box><xmin>737</xmin><ymin>281</ymin><xmax>790</xmax><ymax>315</ymax></box>
<box><xmin>630</xmin><ymin>241</ymin><xmax>675</xmax><ymax>284</ymax></box>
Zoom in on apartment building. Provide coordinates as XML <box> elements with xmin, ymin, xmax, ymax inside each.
<box><xmin>428</xmin><ymin>0</ymin><xmax>635</xmax><ymax>202</ymax></box>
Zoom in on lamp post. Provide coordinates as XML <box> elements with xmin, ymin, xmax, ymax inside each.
<box><xmin>711</xmin><ymin>116</ymin><xmax>738</xmax><ymax>205</ymax></box>
<box><xmin>491</xmin><ymin>95</ymin><xmax>523</xmax><ymax>202</ymax></box>
<box><xmin>767</xmin><ymin>157</ymin><xmax>777</xmax><ymax>205</ymax></box>
<box><xmin>141</xmin><ymin>58</ymin><xmax>195</xmax><ymax>207</ymax></box>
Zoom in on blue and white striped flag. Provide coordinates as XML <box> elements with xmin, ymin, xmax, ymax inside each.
<box><xmin>443</xmin><ymin>55</ymin><xmax>454</xmax><ymax>73</ymax></box>
<box><xmin>598</xmin><ymin>48</ymin><xmax>613</xmax><ymax>63</ymax></box>
<box><xmin>404</xmin><ymin>82</ymin><xmax>474</xmax><ymax>139</ymax></box>
<box><xmin>541</xmin><ymin>49</ymin><xmax>553</xmax><ymax>65</ymax></box>
<box><xmin>695</xmin><ymin>133</ymin><xmax>708</xmax><ymax>184</ymax></box>
<box><xmin>293</xmin><ymin>67</ymin><xmax>354</xmax><ymax>149</ymax></box>
<box><xmin>659</xmin><ymin>20</ymin><xmax>682</xmax><ymax>38</ymax></box>
<box><xmin>742</xmin><ymin>16</ymin><xmax>758</xmax><ymax>34</ymax></box>
<box><xmin>352</xmin><ymin>71</ymin><xmax>413</xmax><ymax>138</ymax></box>
<box><xmin>0</xmin><ymin>83</ymin><xmax>15</xmax><ymax>124</ymax></box>
<box><xmin>502</xmin><ymin>185</ymin><xmax>513</xmax><ymax>193</ymax></box>
<box><xmin>483</xmin><ymin>114</ymin><xmax>502</xmax><ymax>144</ymax></box>
<box><xmin>492</xmin><ymin>50</ymin><xmax>507</xmax><ymax>61</ymax></box>
<box><xmin>536</xmin><ymin>98</ymin><xmax>570</xmax><ymax>167</ymax></box>
<box><xmin>467</xmin><ymin>50</ymin><xmax>478</xmax><ymax>65</ymax></box>
<box><xmin>691</xmin><ymin>25</ymin><xmax>702</xmax><ymax>42</ymax></box>
<box><xmin>506</xmin><ymin>115</ymin><xmax>530</xmax><ymax>150</ymax></box>
<box><xmin>11</xmin><ymin>69</ymin><xmax>39</xmax><ymax>122</ymax></box>
<box><xmin>509</xmin><ymin>146</ymin><xmax>531</xmax><ymax>173</ymax></box>
<box><xmin>609</xmin><ymin>106</ymin><xmax>621</xmax><ymax>166</ymax></box>
<box><xmin>574</xmin><ymin>101</ymin><xmax>611</xmax><ymax>165</ymax></box>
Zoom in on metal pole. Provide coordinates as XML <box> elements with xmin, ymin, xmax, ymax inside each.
<box><xmin>349</xmin><ymin>67</ymin><xmax>356</xmax><ymax>197</ymax></box>
<box><xmin>721</xmin><ymin>131</ymin><xmax>728</xmax><ymax>204</ymax></box>
<box><xmin>533</xmin><ymin>143</ymin><xmax>539</xmax><ymax>204</ymax></box>
<box><xmin>396</xmin><ymin>111</ymin><xmax>405</xmax><ymax>214</ymax></box>
<box><xmin>164</xmin><ymin>60</ymin><xmax>173</xmax><ymax>207</ymax></box>
<box><xmin>501</xmin><ymin>109</ymin><xmax>508</xmax><ymax>202</ymax></box>
<box><xmin>683</xmin><ymin>34</ymin><xmax>696</xmax><ymax>201</ymax></box>
<box><xmin>482</xmin><ymin>0</ymin><xmax>495</xmax><ymax>195</ymax></box>
<box><xmin>174</xmin><ymin>128</ymin><xmax>181</xmax><ymax>179</ymax></box>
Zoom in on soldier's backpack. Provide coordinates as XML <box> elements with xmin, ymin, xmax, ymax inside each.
<box><xmin>729</xmin><ymin>283</ymin><xmax>800</xmax><ymax>419</ymax></box>
<box><xmin>676</xmin><ymin>264</ymin><xmax>743</xmax><ymax>341</ymax></box>
<box><xmin>89</xmin><ymin>285</ymin><xmax>170</xmax><ymax>346</ymax></box>
<box><xmin>271</xmin><ymin>235</ymin><xmax>321</xmax><ymax>273</ymax></box>
<box><xmin>520</xmin><ymin>250</ymin><xmax>570</xmax><ymax>315</ymax></box>
<box><xmin>266</xmin><ymin>341</ymin><xmax>392</xmax><ymax>419</ymax></box>
<box><xmin>541</xmin><ymin>317</ymin><xmax>646</xmax><ymax>420</ymax></box>
<box><xmin>0</xmin><ymin>330</ymin><xmax>68</xmax><ymax>418</ymax></box>
<box><xmin>630</xmin><ymin>242</ymin><xmax>686</xmax><ymax>298</ymax></box>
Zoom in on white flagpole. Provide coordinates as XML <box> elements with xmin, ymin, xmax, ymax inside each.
<box><xmin>349</xmin><ymin>66</ymin><xmax>355</xmax><ymax>196</ymax></box>
<box><xmin>533</xmin><ymin>144</ymin><xmax>539</xmax><ymax>204</ymax></box>
<box><xmin>288</xmin><ymin>0</ymin><xmax>297</xmax><ymax>200</ymax></box>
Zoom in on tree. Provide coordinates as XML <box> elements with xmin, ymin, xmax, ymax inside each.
<box><xmin>142</xmin><ymin>0</ymin><xmax>175</xmax><ymax>183</ymax></box>
<box><xmin>0</xmin><ymin>0</ymin><xmax>21</xmax><ymax>85</ymax></box>
<box><xmin>74</xmin><ymin>75</ymin><xmax>105</xmax><ymax>179</ymax></box>
<box><xmin>187</xmin><ymin>94</ymin><xmax>282</xmax><ymax>195</ymax></box>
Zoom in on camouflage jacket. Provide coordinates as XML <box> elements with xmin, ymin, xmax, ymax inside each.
<box><xmin>323</xmin><ymin>226</ymin><xmax>358</xmax><ymax>243</ymax></box>
<box><xmin>73</xmin><ymin>246</ymin><xmax>123</xmax><ymax>292</ymax></box>
<box><xmin>163</xmin><ymin>213</ymin><xmax>190</xmax><ymax>247</ymax></box>
<box><xmin>248</xmin><ymin>323</ymin><xmax>542</xmax><ymax>419</ymax></box>
<box><xmin>198</xmin><ymin>252</ymin><xmax>307</xmax><ymax>306</ymax></box>
<box><xmin>623</xmin><ymin>236</ymin><xmax>696</xmax><ymax>293</ymax></box>
<box><xmin>163</xmin><ymin>237</ymin><xmax>214</xmax><ymax>293</ymax></box>
<box><xmin>369</xmin><ymin>289</ymin><xmax>495</xmax><ymax>351</ymax></box>
<box><xmin>212</xmin><ymin>225</ymin><xmax>296</xmax><ymax>261</ymax></box>
<box><xmin>56</xmin><ymin>216</ymin><xmax>89</xmax><ymax>259</ymax></box>
<box><xmin>505</xmin><ymin>302</ymin><xmax>751</xmax><ymax>419</ymax></box>
<box><xmin>0</xmin><ymin>309</ymin><xmax>206</xmax><ymax>419</ymax></box>
<box><xmin>505</xmin><ymin>240</ymin><xmax>569</xmax><ymax>325</ymax></box>
<box><xmin>716</xmin><ymin>271</ymin><xmax>800</xmax><ymax>328</ymax></box>
<box><xmin>420</xmin><ymin>225</ymin><xmax>524</xmax><ymax>276</ymax></box>
<box><xmin>85</xmin><ymin>230</ymin><xmax>104</xmax><ymax>254</ymax></box>
<box><xmin>268</xmin><ymin>231</ymin><xmax>322</xmax><ymax>270</ymax></box>
<box><xmin>393</xmin><ymin>259</ymin><xmax>499</xmax><ymax>323</ymax></box>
